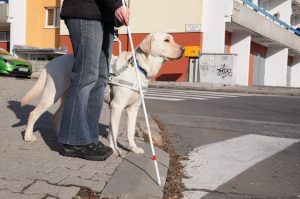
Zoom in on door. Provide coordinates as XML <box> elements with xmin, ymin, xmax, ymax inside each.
<box><xmin>253</xmin><ymin>52</ymin><xmax>265</xmax><ymax>86</ymax></box>
<box><xmin>286</xmin><ymin>65</ymin><xmax>292</xmax><ymax>87</ymax></box>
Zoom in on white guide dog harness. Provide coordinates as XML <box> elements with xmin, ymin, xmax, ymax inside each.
<box><xmin>108</xmin><ymin>56</ymin><xmax>149</xmax><ymax>93</ymax></box>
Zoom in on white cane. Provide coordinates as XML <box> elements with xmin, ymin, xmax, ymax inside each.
<box><xmin>121</xmin><ymin>0</ymin><xmax>162</xmax><ymax>186</ymax></box>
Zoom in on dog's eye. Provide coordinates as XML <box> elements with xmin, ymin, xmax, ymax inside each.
<box><xmin>164</xmin><ymin>39</ymin><xmax>170</xmax><ymax>43</ymax></box>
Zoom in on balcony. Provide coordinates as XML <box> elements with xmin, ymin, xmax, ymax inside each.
<box><xmin>0</xmin><ymin>3</ymin><xmax>9</xmax><ymax>26</ymax></box>
<box><xmin>226</xmin><ymin>0</ymin><xmax>300</xmax><ymax>54</ymax></box>
<box><xmin>292</xmin><ymin>0</ymin><xmax>300</xmax><ymax>28</ymax></box>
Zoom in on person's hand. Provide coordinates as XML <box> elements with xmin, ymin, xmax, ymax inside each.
<box><xmin>115</xmin><ymin>6</ymin><xmax>130</xmax><ymax>26</ymax></box>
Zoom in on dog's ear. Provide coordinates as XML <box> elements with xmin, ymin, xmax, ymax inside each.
<box><xmin>139</xmin><ymin>35</ymin><xmax>153</xmax><ymax>56</ymax></box>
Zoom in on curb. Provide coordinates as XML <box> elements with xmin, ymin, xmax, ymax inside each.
<box><xmin>137</xmin><ymin>112</ymin><xmax>163</xmax><ymax>148</ymax></box>
<box><xmin>100</xmin><ymin>142</ymin><xmax>169</xmax><ymax>199</ymax></box>
<box><xmin>99</xmin><ymin>113</ymin><xmax>169</xmax><ymax>199</ymax></box>
<box><xmin>149</xmin><ymin>81</ymin><xmax>300</xmax><ymax>96</ymax></box>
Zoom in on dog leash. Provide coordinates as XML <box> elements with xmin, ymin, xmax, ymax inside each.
<box><xmin>121</xmin><ymin>0</ymin><xmax>162</xmax><ymax>187</ymax></box>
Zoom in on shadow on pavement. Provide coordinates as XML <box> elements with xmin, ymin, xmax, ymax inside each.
<box><xmin>7</xmin><ymin>100</ymin><xmax>111</xmax><ymax>153</ymax></box>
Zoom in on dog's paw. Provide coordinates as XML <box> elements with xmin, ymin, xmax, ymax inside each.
<box><xmin>131</xmin><ymin>147</ymin><xmax>144</xmax><ymax>154</ymax></box>
<box><xmin>24</xmin><ymin>134</ymin><xmax>37</xmax><ymax>142</ymax></box>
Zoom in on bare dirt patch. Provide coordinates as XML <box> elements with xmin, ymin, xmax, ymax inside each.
<box><xmin>152</xmin><ymin>117</ymin><xmax>186</xmax><ymax>199</ymax></box>
<box><xmin>74</xmin><ymin>187</ymin><xmax>99</xmax><ymax>199</ymax></box>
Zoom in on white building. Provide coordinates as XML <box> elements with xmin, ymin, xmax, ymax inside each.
<box><xmin>2</xmin><ymin>0</ymin><xmax>299</xmax><ymax>87</ymax></box>
<box><xmin>200</xmin><ymin>0</ymin><xmax>300</xmax><ymax>87</ymax></box>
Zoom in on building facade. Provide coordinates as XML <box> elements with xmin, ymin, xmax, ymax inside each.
<box><xmin>60</xmin><ymin>0</ymin><xmax>203</xmax><ymax>82</ymax></box>
<box><xmin>2</xmin><ymin>0</ymin><xmax>300</xmax><ymax>87</ymax></box>
<box><xmin>201</xmin><ymin>0</ymin><xmax>300</xmax><ymax>87</ymax></box>
<box><xmin>1</xmin><ymin>0</ymin><xmax>62</xmax><ymax>60</ymax></box>
<box><xmin>0</xmin><ymin>0</ymin><xmax>10</xmax><ymax>50</ymax></box>
<box><xmin>2</xmin><ymin>0</ymin><xmax>61</xmax><ymax>50</ymax></box>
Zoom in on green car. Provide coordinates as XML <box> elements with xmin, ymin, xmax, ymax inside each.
<box><xmin>0</xmin><ymin>48</ymin><xmax>32</xmax><ymax>77</ymax></box>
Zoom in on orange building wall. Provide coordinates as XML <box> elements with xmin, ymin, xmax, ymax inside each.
<box><xmin>0</xmin><ymin>42</ymin><xmax>10</xmax><ymax>51</ymax></box>
<box><xmin>60</xmin><ymin>35</ymin><xmax>73</xmax><ymax>53</ymax></box>
<box><xmin>26</xmin><ymin>0</ymin><xmax>61</xmax><ymax>48</ymax></box>
<box><xmin>288</xmin><ymin>55</ymin><xmax>293</xmax><ymax>66</ymax></box>
<box><xmin>225</xmin><ymin>31</ymin><xmax>232</xmax><ymax>53</ymax></box>
<box><xmin>249</xmin><ymin>42</ymin><xmax>267</xmax><ymax>86</ymax></box>
<box><xmin>60</xmin><ymin>32</ymin><xmax>203</xmax><ymax>82</ymax></box>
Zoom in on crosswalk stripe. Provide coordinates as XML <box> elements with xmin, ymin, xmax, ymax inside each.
<box><xmin>148</xmin><ymin>88</ymin><xmax>246</xmax><ymax>96</ymax></box>
<box><xmin>183</xmin><ymin>191</ymin><xmax>208</xmax><ymax>199</ymax></box>
<box><xmin>182</xmin><ymin>134</ymin><xmax>299</xmax><ymax>198</ymax></box>
<box><xmin>144</xmin><ymin>88</ymin><xmax>251</xmax><ymax>101</ymax></box>
<box><xmin>146</xmin><ymin>93</ymin><xmax>209</xmax><ymax>100</ymax></box>
<box><xmin>144</xmin><ymin>96</ymin><xmax>185</xmax><ymax>101</ymax></box>
<box><xmin>148</xmin><ymin>88</ymin><xmax>246</xmax><ymax>97</ymax></box>
<box><xmin>146</xmin><ymin>92</ymin><xmax>229</xmax><ymax>99</ymax></box>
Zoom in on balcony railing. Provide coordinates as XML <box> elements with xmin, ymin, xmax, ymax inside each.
<box><xmin>294</xmin><ymin>0</ymin><xmax>300</xmax><ymax>6</ymax></box>
<box><xmin>240</xmin><ymin>0</ymin><xmax>300</xmax><ymax>35</ymax></box>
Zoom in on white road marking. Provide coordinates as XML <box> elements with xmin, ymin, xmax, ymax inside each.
<box><xmin>148</xmin><ymin>88</ymin><xmax>250</xmax><ymax>97</ymax></box>
<box><xmin>146</xmin><ymin>93</ymin><xmax>208</xmax><ymax>100</ymax></box>
<box><xmin>182</xmin><ymin>134</ymin><xmax>299</xmax><ymax>198</ymax></box>
<box><xmin>147</xmin><ymin>91</ymin><xmax>241</xmax><ymax>98</ymax></box>
<box><xmin>183</xmin><ymin>191</ymin><xmax>208</xmax><ymax>199</ymax></box>
<box><xmin>146</xmin><ymin>92</ymin><xmax>227</xmax><ymax>99</ymax></box>
<box><xmin>145</xmin><ymin>88</ymin><xmax>246</xmax><ymax>101</ymax></box>
<box><xmin>144</xmin><ymin>96</ymin><xmax>184</xmax><ymax>101</ymax></box>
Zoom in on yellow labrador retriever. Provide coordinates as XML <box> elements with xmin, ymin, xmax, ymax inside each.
<box><xmin>21</xmin><ymin>32</ymin><xmax>184</xmax><ymax>155</ymax></box>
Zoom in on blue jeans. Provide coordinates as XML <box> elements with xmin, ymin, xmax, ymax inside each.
<box><xmin>58</xmin><ymin>19</ymin><xmax>114</xmax><ymax>145</ymax></box>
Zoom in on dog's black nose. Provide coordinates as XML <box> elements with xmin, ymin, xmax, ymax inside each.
<box><xmin>181</xmin><ymin>47</ymin><xmax>185</xmax><ymax>52</ymax></box>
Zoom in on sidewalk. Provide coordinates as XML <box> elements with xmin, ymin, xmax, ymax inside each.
<box><xmin>149</xmin><ymin>81</ymin><xmax>300</xmax><ymax>96</ymax></box>
<box><xmin>0</xmin><ymin>77</ymin><xmax>168</xmax><ymax>199</ymax></box>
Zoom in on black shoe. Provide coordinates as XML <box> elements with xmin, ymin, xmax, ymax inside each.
<box><xmin>60</xmin><ymin>142</ymin><xmax>113</xmax><ymax>161</ymax></box>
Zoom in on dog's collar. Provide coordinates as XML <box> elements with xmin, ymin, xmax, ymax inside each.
<box><xmin>127</xmin><ymin>56</ymin><xmax>148</xmax><ymax>77</ymax></box>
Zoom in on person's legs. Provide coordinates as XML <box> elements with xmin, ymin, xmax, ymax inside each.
<box><xmin>59</xmin><ymin>19</ymin><xmax>104</xmax><ymax>145</ymax></box>
<box><xmin>58</xmin><ymin>19</ymin><xmax>112</xmax><ymax>160</ymax></box>
<box><xmin>87</xmin><ymin>23</ymin><xmax>114</xmax><ymax>139</ymax></box>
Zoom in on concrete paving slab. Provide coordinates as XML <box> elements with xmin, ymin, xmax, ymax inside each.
<box><xmin>100</xmin><ymin>142</ymin><xmax>169</xmax><ymax>199</ymax></box>
<box><xmin>0</xmin><ymin>77</ymin><xmax>169</xmax><ymax>199</ymax></box>
<box><xmin>0</xmin><ymin>190</ymin><xmax>43</xmax><ymax>199</ymax></box>
<box><xmin>24</xmin><ymin>180</ymin><xmax>80</xmax><ymax>199</ymax></box>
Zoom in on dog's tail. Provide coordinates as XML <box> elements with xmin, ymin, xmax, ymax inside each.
<box><xmin>21</xmin><ymin>69</ymin><xmax>47</xmax><ymax>106</ymax></box>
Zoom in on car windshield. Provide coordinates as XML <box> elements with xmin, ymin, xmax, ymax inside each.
<box><xmin>0</xmin><ymin>48</ymin><xmax>11</xmax><ymax>56</ymax></box>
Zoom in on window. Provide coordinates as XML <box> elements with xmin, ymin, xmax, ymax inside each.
<box><xmin>258</xmin><ymin>0</ymin><xmax>269</xmax><ymax>10</ymax></box>
<box><xmin>0</xmin><ymin>32</ymin><xmax>10</xmax><ymax>41</ymax></box>
<box><xmin>45</xmin><ymin>7</ymin><xmax>60</xmax><ymax>28</ymax></box>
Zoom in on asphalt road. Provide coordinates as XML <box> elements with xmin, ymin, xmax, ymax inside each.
<box><xmin>145</xmin><ymin>88</ymin><xmax>300</xmax><ymax>199</ymax></box>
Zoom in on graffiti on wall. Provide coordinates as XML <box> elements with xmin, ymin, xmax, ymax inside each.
<box><xmin>217</xmin><ymin>64</ymin><xmax>232</xmax><ymax>79</ymax></box>
<box><xmin>199</xmin><ymin>58</ymin><xmax>214</xmax><ymax>77</ymax></box>
<box><xmin>198</xmin><ymin>54</ymin><xmax>235</xmax><ymax>84</ymax></box>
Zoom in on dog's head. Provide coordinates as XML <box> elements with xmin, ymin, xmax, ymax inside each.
<box><xmin>139</xmin><ymin>32</ymin><xmax>184</xmax><ymax>60</ymax></box>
